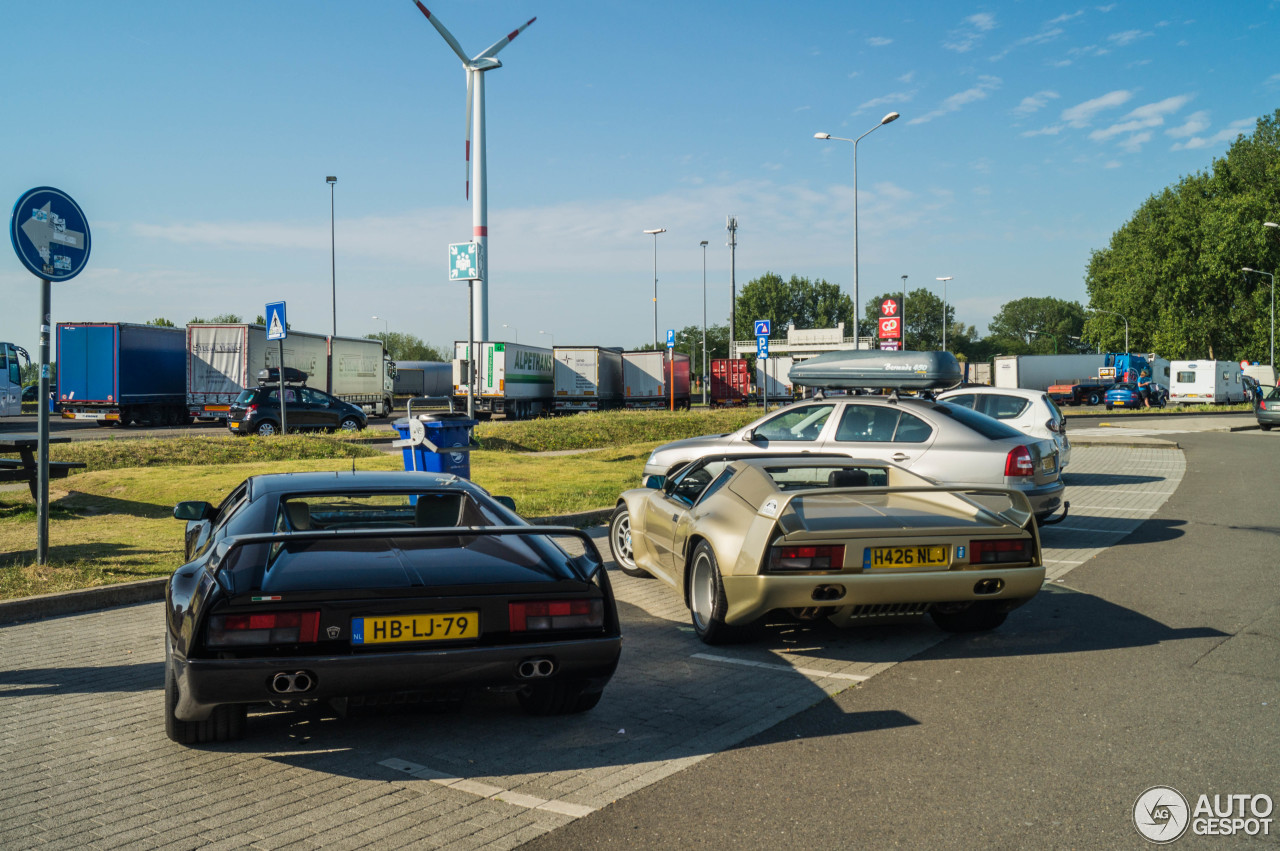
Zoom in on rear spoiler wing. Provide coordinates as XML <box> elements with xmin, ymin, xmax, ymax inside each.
<box><xmin>760</xmin><ymin>485</ymin><xmax>1037</xmax><ymax>532</ymax></box>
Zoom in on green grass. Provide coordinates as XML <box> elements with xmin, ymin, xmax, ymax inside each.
<box><xmin>470</xmin><ymin>407</ymin><xmax>763</xmax><ymax>452</ymax></box>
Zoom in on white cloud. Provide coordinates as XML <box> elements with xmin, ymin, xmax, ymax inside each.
<box><xmin>1108</xmin><ymin>29</ymin><xmax>1152</xmax><ymax>46</ymax></box>
<box><xmin>1088</xmin><ymin>94</ymin><xmax>1192</xmax><ymax>142</ymax></box>
<box><xmin>1013</xmin><ymin>90</ymin><xmax>1060</xmax><ymax>116</ymax></box>
<box><xmin>908</xmin><ymin>76</ymin><xmax>1002</xmax><ymax>124</ymax></box>
<box><xmin>1021</xmin><ymin>125</ymin><xmax>1064</xmax><ymax>137</ymax></box>
<box><xmin>898</xmin><ymin>71</ymin><xmax>915</xmax><ymax>84</ymax></box>
<box><xmin>1048</xmin><ymin>11</ymin><xmax>1083</xmax><ymax>25</ymax></box>
<box><xmin>854</xmin><ymin>91</ymin><xmax>916</xmax><ymax>114</ymax></box>
<box><xmin>944</xmin><ymin>13</ymin><xmax>997</xmax><ymax>52</ymax></box>
<box><xmin>1061</xmin><ymin>90</ymin><xmax>1132</xmax><ymax>127</ymax></box>
<box><xmin>1118</xmin><ymin>131</ymin><xmax>1152</xmax><ymax>153</ymax></box>
<box><xmin>967</xmin><ymin>13</ymin><xmax>997</xmax><ymax>31</ymax></box>
<box><xmin>1171</xmin><ymin>118</ymin><xmax>1254</xmax><ymax>151</ymax></box>
<box><xmin>990</xmin><ymin>26</ymin><xmax>1065</xmax><ymax>61</ymax></box>
<box><xmin>1166</xmin><ymin>110</ymin><xmax>1210</xmax><ymax>138</ymax></box>
<box><xmin>867</xmin><ymin>36</ymin><xmax>893</xmax><ymax>47</ymax></box>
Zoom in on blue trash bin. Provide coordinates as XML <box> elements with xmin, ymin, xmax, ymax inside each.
<box><xmin>392</xmin><ymin>412</ymin><xmax>478</xmax><ymax>479</ymax></box>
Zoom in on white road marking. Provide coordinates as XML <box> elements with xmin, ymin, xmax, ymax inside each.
<box><xmin>379</xmin><ymin>758</ymin><xmax>598</xmax><ymax>817</ymax></box>
<box><xmin>691</xmin><ymin>652</ymin><xmax>871</xmax><ymax>682</ymax></box>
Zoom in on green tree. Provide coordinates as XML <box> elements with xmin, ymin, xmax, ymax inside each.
<box><xmin>734</xmin><ymin>273</ymin><xmax>855</xmax><ymax>341</ymax></box>
<box><xmin>366</xmin><ymin>332</ymin><xmax>449</xmax><ymax>362</ymax></box>
<box><xmin>188</xmin><ymin>313</ymin><xmax>243</xmax><ymax>324</ymax></box>
<box><xmin>986</xmin><ymin>297</ymin><xmax>1087</xmax><ymax>355</ymax></box>
<box><xmin>1085</xmin><ymin>109</ymin><xmax>1280</xmax><ymax>361</ymax></box>
<box><xmin>144</xmin><ymin>317</ymin><xmax>175</xmax><ymax>327</ymax></box>
<box><xmin>861</xmin><ymin>287</ymin><xmax>954</xmax><ymax>352</ymax></box>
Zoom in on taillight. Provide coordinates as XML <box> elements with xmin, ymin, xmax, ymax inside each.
<box><xmin>1004</xmin><ymin>445</ymin><xmax>1035</xmax><ymax>477</ymax></box>
<box><xmin>769</xmin><ymin>544</ymin><xmax>846</xmax><ymax>571</ymax></box>
<box><xmin>509</xmin><ymin>599</ymin><xmax>603</xmax><ymax>631</ymax></box>
<box><xmin>970</xmin><ymin>538</ymin><xmax>1033</xmax><ymax>564</ymax></box>
<box><xmin>206</xmin><ymin>611</ymin><xmax>320</xmax><ymax>646</ymax></box>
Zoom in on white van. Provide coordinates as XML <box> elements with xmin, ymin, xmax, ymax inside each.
<box><xmin>1169</xmin><ymin>360</ymin><xmax>1246</xmax><ymax>404</ymax></box>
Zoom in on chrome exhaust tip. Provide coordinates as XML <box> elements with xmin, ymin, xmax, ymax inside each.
<box><xmin>811</xmin><ymin>584</ymin><xmax>846</xmax><ymax>602</ymax></box>
<box><xmin>270</xmin><ymin>670</ymin><xmax>316</xmax><ymax>694</ymax></box>
<box><xmin>517</xmin><ymin>658</ymin><xmax>556</xmax><ymax>679</ymax></box>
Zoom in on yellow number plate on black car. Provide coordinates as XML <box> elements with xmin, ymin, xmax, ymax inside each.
<box><xmin>352</xmin><ymin>612</ymin><xmax>479</xmax><ymax>644</ymax></box>
<box><xmin>865</xmin><ymin>545</ymin><xmax>949</xmax><ymax>569</ymax></box>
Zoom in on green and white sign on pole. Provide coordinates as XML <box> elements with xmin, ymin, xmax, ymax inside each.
<box><xmin>449</xmin><ymin>242</ymin><xmax>482</xmax><ymax>281</ymax></box>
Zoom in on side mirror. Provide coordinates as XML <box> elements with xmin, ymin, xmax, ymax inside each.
<box><xmin>743</xmin><ymin>428</ymin><xmax>757</xmax><ymax>442</ymax></box>
<box><xmin>173</xmin><ymin>501</ymin><xmax>214</xmax><ymax>521</ymax></box>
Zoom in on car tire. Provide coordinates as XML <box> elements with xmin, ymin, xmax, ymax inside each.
<box><xmin>1261</xmin><ymin>423</ymin><xmax>1273</xmax><ymax>431</ymax></box>
<box><xmin>1085</xmin><ymin>391</ymin><xmax>1101</xmax><ymax>406</ymax></box>
<box><xmin>339</xmin><ymin>416</ymin><xmax>362</xmax><ymax>432</ymax></box>
<box><xmin>1105</xmin><ymin>404</ymin><xmax>1113</xmax><ymax>411</ymax></box>
<box><xmin>688</xmin><ymin>541</ymin><xmax>754</xmax><ymax>645</ymax></box>
<box><xmin>517</xmin><ymin>680</ymin><xmax>603</xmax><ymax>716</ymax></box>
<box><xmin>255</xmin><ymin>421</ymin><xmax>278</xmax><ymax>437</ymax></box>
<box><xmin>608</xmin><ymin>505</ymin><xmax>651</xmax><ymax>578</ymax></box>
<box><xmin>930</xmin><ymin>601</ymin><xmax>1008</xmax><ymax>633</ymax></box>
<box><xmin>164</xmin><ymin>641</ymin><xmax>247</xmax><ymax>744</ymax></box>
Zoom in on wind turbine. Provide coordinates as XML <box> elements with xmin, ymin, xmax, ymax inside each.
<box><xmin>413</xmin><ymin>1</ymin><xmax>536</xmax><ymax>344</ymax></box>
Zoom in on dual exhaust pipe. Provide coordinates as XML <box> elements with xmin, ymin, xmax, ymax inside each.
<box><xmin>517</xmin><ymin>657</ymin><xmax>556</xmax><ymax>679</ymax></box>
<box><xmin>271</xmin><ymin>670</ymin><xmax>315</xmax><ymax>694</ymax></box>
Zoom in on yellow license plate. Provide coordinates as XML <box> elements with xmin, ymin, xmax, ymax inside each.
<box><xmin>352</xmin><ymin>612</ymin><xmax>479</xmax><ymax>644</ymax></box>
<box><xmin>1041</xmin><ymin>457</ymin><xmax>1055</xmax><ymax>472</ymax></box>
<box><xmin>1115</xmin><ymin>400</ymin><xmax>1126</xmax><ymax>406</ymax></box>
<box><xmin>229</xmin><ymin>421</ymin><xmax>240</xmax><ymax>428</ymax></box>
<box><xmin>866</xmin><ymin>545</ymin><xmax>949</xmax><ymax>568</ymax></box>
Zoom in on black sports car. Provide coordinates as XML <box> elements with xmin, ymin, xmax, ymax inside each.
<box><xmin>165</xmin><ymin>471</ymin><xmax>622</xmax><ymax>744</ymax></box>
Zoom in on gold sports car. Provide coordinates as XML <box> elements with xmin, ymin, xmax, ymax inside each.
<box><xmin>609</xmin><ymin>456</ymin><xmax>1045</xmax><ymax>644</ymax></box>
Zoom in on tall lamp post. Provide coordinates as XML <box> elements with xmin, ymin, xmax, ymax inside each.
<box><xmin>700</xmin><ymin>240</ymin><xmax>709</xmax><ymax>405</ymax></box>
<box><xmin>326</xmin><ymin>176</ymin><xmax>337</xmax><ymax>338</ymax></box>
<box><xmin>814</xmin><ymin>111</ymin><xmax>901</xmax><ymax>350</ymax></box>
<box><xmin>1092</xmin><ymin>308</ymin><xmax>1129</xmax><ymax>353</ymax></box>
<box><xmin>644</xmin><ymin>228</ymin><xmax>666</xmax><ymax>349</ymax></box>
<box><xmin>900</xmin><ymin>274</ymin><xmax>908</xmax><ymax>349</ymax></box>
<box><xmin>1243</xmin><ymin>264</ymin><xmax>1275</xmax><ymax>369</ymax></box>
<box><xmin>502</xmin><ymin>322</ymin><xmax>518</xmax><ymax>342</ymax></box>
<box><xmin>539</xmin><ymin>330</ymin><xmax>554</xmax><ymax>348</ymax></box>
<box><xmin>935</xmin><ymin>276</ymin><xmax>953</xmax><ymax>352</ymax></box>
<box><xmin>371</xmin><ymin>315</ymin><xmax>388</xmax><ymax>334</ymax></box>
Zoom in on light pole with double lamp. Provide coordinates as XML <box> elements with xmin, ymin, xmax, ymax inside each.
<box><xmin>327</xmin><ymin>176</ymin><xmax>337</xmax><ymax>338</ymax></box>
<box><xmin>814</xmin><ymin>111</ymin><xmax>900</xmax><ymax>349</ymax></box>
<box><xmin>1242</xmin><ymin>266</ymin><xmax>1274</xmax><ymax>369</ymax></box>
<box><xmin>644</xmin><ymin>228</ymin><xmax>666</xmax><ymax>349</ymax></box>
<box><xmin>936</xmin><ymin>276</ymin><xmax>953</xmax><ymax>351</ymax></box>
<box><xmin>700</xmin><ymin>240</ymin><xmax>709</xmax><ymax>405</ymax></box>
<box><xmin>1092</xmin><ymin>308</ymin><xmax>1129</xmax><ymax>353</ymax></box>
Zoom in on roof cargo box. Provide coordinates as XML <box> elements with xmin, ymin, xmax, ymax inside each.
<box><xmin>789</xmin><ymin>349</ymin><xmax>962</xmax><ymax>391</ymax></box>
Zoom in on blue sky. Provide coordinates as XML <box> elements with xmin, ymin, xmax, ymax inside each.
<box><xmin>3</xmin><ymin>1</ymin><xmax>1278</xmax><ymax>358</ymax></box>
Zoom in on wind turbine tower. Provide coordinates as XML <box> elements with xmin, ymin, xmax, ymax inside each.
<box><xmin>413</xmin><ymin>1</ymin><xmax>536</xmax><ymax>344</ymax></box>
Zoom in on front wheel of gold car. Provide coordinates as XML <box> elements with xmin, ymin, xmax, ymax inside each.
<box><xmin>609</xmin><ymin>505</ymin><xmax>651</xmax><ymax>578</ymax></box>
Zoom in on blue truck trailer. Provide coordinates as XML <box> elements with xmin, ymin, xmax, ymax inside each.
<box><xmin>57</xmin><ymin>323</ymin><xmax>188</xmax><ymax>426</ymax></box>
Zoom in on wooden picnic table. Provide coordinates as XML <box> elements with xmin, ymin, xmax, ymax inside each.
<box><xmin>0</xmin><ymin>433</ymin><xmax>86</xmax><ymax>499</ymax></box>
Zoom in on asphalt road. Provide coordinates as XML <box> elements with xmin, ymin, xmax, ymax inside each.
<box><xmin>521</xmin><ymin>429</ymin><xmax>1280</xmax><ymax>849</ymax></box>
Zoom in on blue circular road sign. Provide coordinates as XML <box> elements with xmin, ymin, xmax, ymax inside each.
<box><xmin>9</xmin><ymin>187</ymin><xmax>91</xmax><ymax>282</ymax></box>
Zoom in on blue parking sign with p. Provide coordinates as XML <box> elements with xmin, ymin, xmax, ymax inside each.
<box><xmin>666</xmin><ymin>329</ymin><xmax>675</xmax><ymax>348</ymax></box>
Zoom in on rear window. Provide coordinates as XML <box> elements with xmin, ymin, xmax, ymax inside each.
<box><xmin>234</xmin><ymin>389</ymin><xmax>257</xmax><ymax>404</ymax></box>
<box><xmin>932</xmin><ymin>402</ymin><xmax>1024</xmax><ymax>440</ymax></box>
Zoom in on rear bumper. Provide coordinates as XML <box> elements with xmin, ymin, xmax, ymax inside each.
<box><xmin>173</xmin><ymin>636</ymin><xmax>622</xmax><ymax>720</ymax></box>
<box><xmin>722</xmin><ymin>565</ymin><xmax>1045</xmax><ymax>626</ymax></box>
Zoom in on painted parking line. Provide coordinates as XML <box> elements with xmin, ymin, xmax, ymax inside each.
<box><xmin>379</xmin><ymin>758</ymin><xmax>597</xmax><ymax>817</ymax></box>
<box><xmin>691</xmin><ymin>652</ymin><xmax>871</xmax><ymax>682</ymax></box>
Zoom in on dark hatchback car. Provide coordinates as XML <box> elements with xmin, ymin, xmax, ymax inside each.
<box><xmin>165</xmin><ymin>471</ymin><xmax>622</xmax><ymax>743</ymax></box>
<box><xmin>228</xmin><ymin>384</ymin><xmax>367</xmax><ymax>436</ymax></box>
<box><xmin>1257</xmin><ymin>385</ymin><xmax>1280</xmax><ymax>431</ymax></box>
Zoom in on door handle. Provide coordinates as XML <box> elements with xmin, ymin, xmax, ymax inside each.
<box><xmin>672</xmin><ymin>514</ymin><xmax>679</xmax><ymax>522</ymax></box>
<box><xmin>892</xmin><ymin>453</ymin><xmax>910</xmax><ymax>461</ymax></box>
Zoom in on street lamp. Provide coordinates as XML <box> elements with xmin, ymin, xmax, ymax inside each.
<box><xmin>1243</xmin><ymin>265</ymin><xmax>1275</xmax><ymax>369</ymax></box>
<box><xmin>935</xmin><ymin>276</ymin><xmax>953</xmax><ymax>352</ymax></box>
<box><xmin>371</xmin><ymin>315</ymin><xmax>388</xmax><ymax>335</ymax></box>
<box><xmin>814</xmin><ymin>111</ymin><xmax>901</xmax><ymax>350</ymax></box>
<box><xmin>502</xmin><ymin>322</ymin><xmax>518</xmax><ymax>342</ymax></box>
<box><xmin>900</xmin><ymin>274</ymin><xmax>908</xmax><ymax>350</ymax></box>
<box><xmin>326</xmin><ymin>176</ymin><xmax>337</xmax><ymax>340</ymax></box>
<box><xmin>1092</xmin><ymin>308</ymin><xmax>1129</xmax><ymax>352</ymax></box>
<box><xmin>539</xmin><ymin>330</ymin><xmax>554</xmax><ymax>348</ymax></box>
<box><xmin>700</xmin><ymin>240</ymin><xmax>709</xmax><ymax>406</ymax></box>
<box><xmin>644</xmin><ymin>228</ymin><xmax>666</xmax><ymax>349</ymax></box>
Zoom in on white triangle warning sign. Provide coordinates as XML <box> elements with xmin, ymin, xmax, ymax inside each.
<box><xmin>268</xmin><ymin>310</ymin><xmax>285</xmax><ymax>339</ymax></box>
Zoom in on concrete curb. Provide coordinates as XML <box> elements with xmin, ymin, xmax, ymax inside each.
<box><xmin>0</xmin><ymin>508</ymin><xmax>615</xmax><ymax>626</ymax></box>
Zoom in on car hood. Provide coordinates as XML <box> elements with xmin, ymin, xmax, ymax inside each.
<box><xmin>645</xmin><ymin>433</ymin><xmax>740</xmax><ymax>469</ymax></box>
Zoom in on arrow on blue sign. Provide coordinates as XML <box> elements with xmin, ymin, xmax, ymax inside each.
<box><xmin>754</xmin><ymin>319</ymin><xmax>771</xmax><ymax>336</ymax></box>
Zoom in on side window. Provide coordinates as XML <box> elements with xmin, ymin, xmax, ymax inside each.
<box><xmin>282</xmin><ymin>388</ymin><xmax>298</xmax><ymax>403</ymax></box>
<box><xmin>835</xmin><ymin>407</ymin><xmax>899</xmax><ymax>442</ymax></box>
<box><xmin>865</xmin><ymin>409</ymin><xmax>900</xmax><ymax>442</ymax></box>
<box><xmin>694</xmin><ymin>468</ymin><xmax>734</xmax><ymax>506</ymax></box>
<box><xmin>946</xmin><ymin>394</ymin><xmax>976</xmax><ymax>410</ymax></box>
<box><xmin>987</xmin><ymin>395</ymin><xmax>1030</xmax><ymax>419</ymax></box>
<box><xmin>753</xmin><ymin>405</ymin><xmax>834</xmax><ymax>442</ymax></box>
<box><xmin>892</xmin><ymin>412</ymin><xmax>933</xmax><ymax>443</ymax></box>
<box><xmin>669</xmin><ymin>467</ymin><xmax>715</xmax><ymax>505</ymax></box>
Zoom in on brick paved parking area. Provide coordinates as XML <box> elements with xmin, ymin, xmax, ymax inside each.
<box><xmin>0</xmin><ymin>443</ymin><xmax>1183</xmax><ymax>850</ymax></box>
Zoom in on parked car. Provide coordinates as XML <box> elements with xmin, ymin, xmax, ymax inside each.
<box><xmin>165</xmin><ymin>471</ymin><xmax>622</xmax><ymax>743</ymax></box>
<box><xmin>1257</xmin><ymin>385</ymin><xmax>1280</xmax><ymax>431</ymax></box>
<box><xmin>609</xmin><ymin>456</ymin><xmax>1044</xmax><ymax>644</ymax></box>
<box><xmin>1105</xmin><ymin>381</ymin><xmax>1165</xmax><ymax>410</ymax></box>
<box><xmin>21</xmin><ymin>384</ymin><xmax>38</xmax><ymax>403</ymax></box>
<box><xmin>641</xmin><ymin>396</ymin><xmax>1066</xmax><ymax>522</ymax></box>
<box><xmin>936</xmin><ymin>386</ymin><xmax>1071</xmax><ymax>468</ymax></box>
<box><xmin>227</xmin><ymin>383</ymin><xmax>367</xmax><ymax>435</ymax></box>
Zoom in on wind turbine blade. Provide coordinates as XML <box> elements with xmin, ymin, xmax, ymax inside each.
<box><xmin>411</xmin><ymin>0</ymin><xmax>470</xmax><ymax>64</ymax></box>
<box><xmin>465</xmin><ymin>69</ymin><xmax>474</xmax><ymax>199</ymax></box>
<box><xmin>475</xmin><ymin>17</ymin><xmax>536</xmax><ymax>61</ymax></box>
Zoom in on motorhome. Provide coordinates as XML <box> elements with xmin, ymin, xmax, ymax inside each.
<box><xmin>1168</xmin><ymin>360</ymin><xmax>1246</xmax><ymax>404</ymax></box>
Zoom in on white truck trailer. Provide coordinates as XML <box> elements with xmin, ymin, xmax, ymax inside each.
<box><xmin>1169</xmin><ymin>360</ymin><xmax>1246</xmax><ymax>404</ymax></box>
<box><xmin>993</xmin><ymin>354</ymin><xmax>1108</xmax><ymax>392</ymax></box>
<box><xmin>553</xmin><ymin>346</ymin><xmax>624</xmax><ymax>412</ymax></box>
<box><xmin>452</xmin><ymin>341</ymin><xmax>554</xmax><ymax>419</ymax></box>
<box><xmin>188</xmin><ymin>325</ymin><xmax>394</xmax><ymax>421</ymax></box>
<box><xmin>621</xmin><ymin>350</ymin><xmax>691</xmax><ymax>409</ymax></box>
<box><xmin>755</xmin><ymin>355</ymin><xmax>795</xmax><ymax>400</ymax></box>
